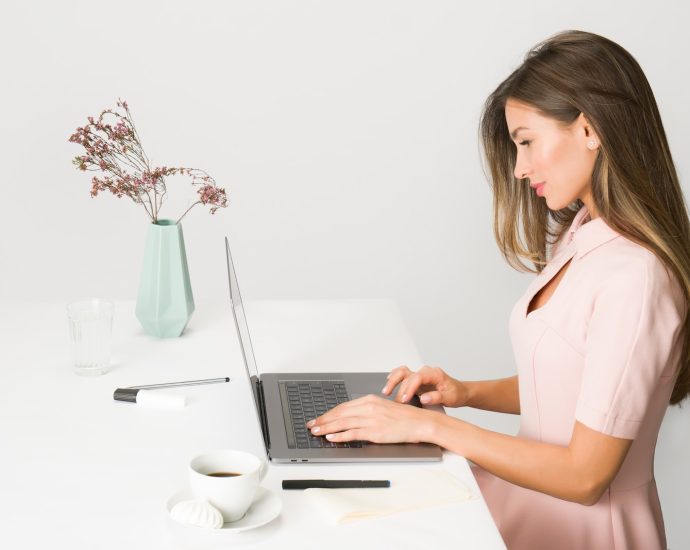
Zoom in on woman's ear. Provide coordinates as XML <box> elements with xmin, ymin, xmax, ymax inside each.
<box><xmin>577</xmin><ymin>112</ymin><xmax>600</xmax><ymax>150</ymax></box>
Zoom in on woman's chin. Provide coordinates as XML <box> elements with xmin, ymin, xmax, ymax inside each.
<box><xmin>544</xmin><ymin>197</ymin><xmax>568</xmax><ymax>211</ymax></box>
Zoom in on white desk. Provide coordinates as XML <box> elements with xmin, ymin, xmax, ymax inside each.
<box><xmin>0</xmin><ymin>299</ymin><xmax>505</xmax><ymax>549</ymax></box>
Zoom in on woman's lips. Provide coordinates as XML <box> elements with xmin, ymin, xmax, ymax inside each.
<box><xmin>530</xmin><ymin>182</ymin><xmax>545</xmax><ymax>197</ymax></box>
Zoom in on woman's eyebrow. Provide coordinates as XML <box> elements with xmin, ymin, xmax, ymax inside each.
<box><xmin>510</xmin><ymin>126</ymin><xmax>529</xmax><ymax>140</ymax></box>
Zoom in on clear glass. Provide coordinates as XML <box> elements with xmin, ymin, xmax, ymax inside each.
<box><xmin>67</xmin><ymin>299</ymin><xmax>114</xmax><ymax>376</ymax></box>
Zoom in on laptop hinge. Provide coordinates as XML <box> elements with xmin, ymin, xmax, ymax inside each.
<box><xmin>256</xmin><ymin>378</ymin><xmax>271</xmax><ymax>452</ymax></box>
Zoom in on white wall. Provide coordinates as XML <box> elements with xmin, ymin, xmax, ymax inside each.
<box><xmin>2</xmin><ymin>0</ymin><xmax>688</xmax><ymax>547</ymax></box>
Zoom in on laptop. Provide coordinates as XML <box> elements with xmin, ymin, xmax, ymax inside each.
<box><xmin>225</xmin><ymin>238</ymin><xmax>442</xmax><ymax>463</ymax></box>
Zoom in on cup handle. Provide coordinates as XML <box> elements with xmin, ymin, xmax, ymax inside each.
<box><xmin>259</xmin><ymin>459</ymin><xmax>269</xmax><ymax>482</ymax></box>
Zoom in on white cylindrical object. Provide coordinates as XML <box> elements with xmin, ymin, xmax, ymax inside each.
<box><xmin>136</xmin><ymin>389</ymin><xmax>186</xmax><ymax>409</ymax></box>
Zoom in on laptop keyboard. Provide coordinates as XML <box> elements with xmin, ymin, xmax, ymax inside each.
<box><xmin>284</xmin><ymin>381</ymin><xmax>363</xmax><ymax>449</ymax></box>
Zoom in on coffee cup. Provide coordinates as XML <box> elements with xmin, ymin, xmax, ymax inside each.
<box><xmin>189</xmin><ymin>450</ymin><xmax>268</xmax><ymax>523</ymax></box>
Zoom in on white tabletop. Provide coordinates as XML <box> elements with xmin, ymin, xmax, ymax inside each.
<box><xmin>0</xmin><ymin>299</ymin><xmax>505</xmax><ymax>549</ymax></box>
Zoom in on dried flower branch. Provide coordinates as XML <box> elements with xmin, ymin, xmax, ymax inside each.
<box><xmin>69</xmin><ymin>99</ymin><xmax>228</xmax><ymax>224</ymax></box>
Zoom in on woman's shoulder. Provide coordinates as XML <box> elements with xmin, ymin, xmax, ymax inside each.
<box><xmin>586</xmin><ymin>235</ymin><xmax>685</xmax><ymax>313</ymax></box>
<box><xmin>590</xmin><ymin>233</ymin><xmax>664</xmax><ymax>274</ymax></box>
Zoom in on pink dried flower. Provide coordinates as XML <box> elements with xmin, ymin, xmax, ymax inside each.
<box><xmin>69</xmin><ymin>99</ymin><xmax>228</xmax><ymax>224</ymax></box>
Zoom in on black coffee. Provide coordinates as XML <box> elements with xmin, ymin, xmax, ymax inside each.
<box><xmin>207</xmin><ymin>472</ymin><xmax>242</xmax><ymax>477</ymax></box>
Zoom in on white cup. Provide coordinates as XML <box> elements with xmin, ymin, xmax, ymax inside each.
<box><xmin>189</xmin><ymin>450</ymin><xmax>268</xmax><ymax>523</ymax></box>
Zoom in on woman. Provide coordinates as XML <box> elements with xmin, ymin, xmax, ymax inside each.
<box><xmin>306</xmin><ymin>30</ymin><xmax>690</xmax><ymax>549</ymax></box>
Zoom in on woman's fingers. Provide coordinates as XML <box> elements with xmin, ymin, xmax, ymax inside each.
<box><xmin>383</xmin><ymin>365</ymin><xmax>446</xmax><ymax>401</ymax></box>
<box><xmin>310</xmin><ymin>394</ymin><xmax>387</xmax><ymax>426</ymax></box>
<box><xmin>381</xmin><ymin>365</ymin><xmax>411</xmax><ymax>395</ymax></box>
<box><xmin>308</xmin><ymin>398</ymin><xmax>379</xmax><ymax>437</ymax></box>
<box><xmin>310</xmin><ymin>406</ymin><xmax>384</xmax><ymax>443</ymax></box>
<box><xmin>395</xmin><ymin>371</ymin><xmax>418</xmax><ymax>402</ymax></box>
<box><xmin>419</xmin><ymin>390</ymin><xmax>442</xmax><ymax>405</ymax></box>
<box><xmin>307</xmin><ymin>396</ymin><xmax>362</xmax><ymax>427</ymax></box>
<box><xmin>309</xmin><ymin>416</ymin><xmax>367</xmax><ymax>437</ymax></box>
<box><xmin>305</xmin><ymin>394</ymin><xmax>433</xmax><ymax>445</ymax></box>
<box><xmin>396</xmin><ymin>366</ymin><xmax>440</xmax><ymax>402</ymax></box>
<box><xmin>323</xmin><ymin>429</ymin><xmax>362</xmax><ymax>442</ymax></box>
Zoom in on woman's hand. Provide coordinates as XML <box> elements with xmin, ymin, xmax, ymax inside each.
<box><xmin>306</xmin><ymin>394</ymin><xmax>439</xmax><ymax>444</ymax></box>
<box><xmin>382</xmin><ymin>365</ymin><xmax>469</xmax><ymax>408</ymax></box>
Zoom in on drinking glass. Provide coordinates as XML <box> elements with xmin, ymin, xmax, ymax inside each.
<box><xmin>67</xmin><ymin>299</ymin><xmax>114</xmax><ymax>376</ymax></box>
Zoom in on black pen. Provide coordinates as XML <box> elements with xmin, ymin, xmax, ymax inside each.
<box><xmin>282</xmin><ymin>479</ymin><xmax>390</xmax><ymax>490</ymax></box>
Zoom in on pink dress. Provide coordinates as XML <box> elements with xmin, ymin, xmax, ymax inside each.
<box><xmin>472</xmin><ymin>205</ymin><xmax>686</xmax><ymax>550</ymax></box>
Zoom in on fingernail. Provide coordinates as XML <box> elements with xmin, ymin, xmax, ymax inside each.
<box><xmin>311</xmin><ymin>426</ymin><xmax>320</xmax><ymax>434</ymax></box>
<box><xmin>386</xmin><ymin>373</ymin><xmax>391</xmax><ymax>379</ymax></box>
<box><xmin>420</xmin><ymin>395</ymin><xmax>430</xmax><ymax>404</ymax></box>
<box><xmin>307</xmin><ymin>420</ymin><xmax>315</xmax><ymax>427</ymax></box>
<box><xmin>381</xmin><ymin>385</ymin><xmax>387</xmax><ymax>393</ymax></box>
<box><xmin>401</xmin><ymin>393</ymin><xmax>407</xmax><ymax>402</ymax></box>
<box><xmin>325</xmin><ymin>434</ymin><xmax>334</xmax><ymax>440</ymax></box>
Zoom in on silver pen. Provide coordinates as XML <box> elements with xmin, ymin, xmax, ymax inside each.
<box><xmin>126</xmin><ymin>377</ymin><xmax>230</xmax><ymax>390</ymax></box>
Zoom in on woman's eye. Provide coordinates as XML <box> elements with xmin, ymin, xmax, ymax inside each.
<box><xmin>518</xmin><ymin>140</ymin><xmax>531</xmax><ymax>147</ymax></box>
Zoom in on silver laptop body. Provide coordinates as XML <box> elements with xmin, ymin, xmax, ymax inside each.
<box><xmin>225</xmin><ymin>238</ymin><xmax>442</xmax><ymax>463</ymax></box>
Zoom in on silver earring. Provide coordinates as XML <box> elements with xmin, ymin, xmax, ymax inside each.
<box><xmin>587</xmin><ymin>139</ymin><xmax>597</xmax><ymax>149</ymax></box>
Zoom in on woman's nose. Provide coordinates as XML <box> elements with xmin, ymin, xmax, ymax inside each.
<box><xmin>514</xmin><ymin>153</ymin><xmax>530</xmax><ymax>180</ymax></box>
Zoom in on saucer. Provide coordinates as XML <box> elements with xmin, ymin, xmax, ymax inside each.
<box><xmin>166</xmin><ymin>486</ymin><xmax>282</xmax><ymax>534</ymax></box>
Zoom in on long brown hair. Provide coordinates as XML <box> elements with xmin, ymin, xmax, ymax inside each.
<box><xmin>479</xmin><ymin>30</ymin><xmax>690</xmax><ymax>405</ymax></box>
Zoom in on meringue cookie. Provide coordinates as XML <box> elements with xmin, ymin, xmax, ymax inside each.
<box><xmin>170</xmin><ymin>499</ymin><xmax>224</xmax><ymax>529</ymax></box>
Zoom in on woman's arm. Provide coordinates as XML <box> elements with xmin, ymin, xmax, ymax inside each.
<box><xmin>464</xmin><ymin>375</ymin><xmax>520</xmax><ymax>414</ymax></box>
<box><xmin>430</xmin><ymin>414</ymin><xmax>632</xmax><ymax>505</ymax></box>
<box><xmin>310</xmin><ymin>396</ymin><xmax>632</xmax><ymax>506</ymax></box>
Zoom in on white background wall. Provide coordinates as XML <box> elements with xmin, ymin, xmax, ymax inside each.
<box><xmin>2</xmin><ymin>0</ymin><xmax>688</xmax><ymax>547</ymax></box>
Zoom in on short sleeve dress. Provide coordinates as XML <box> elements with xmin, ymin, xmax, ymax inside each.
<box><xmin>472</xmin><ymin>205</ymin><xmax>687</xmax><ymax>550</ymax></box>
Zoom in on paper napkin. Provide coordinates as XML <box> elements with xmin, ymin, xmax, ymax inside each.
<box><xmin>304</xmin><ymin>469</ymin><xmax>475</xmax><ymax>525</ymax></box>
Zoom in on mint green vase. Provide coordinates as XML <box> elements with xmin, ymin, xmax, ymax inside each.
<box><xmin>135</xmin><ymin>220</ymin><xmax>195</xmax><ymax>338</ymax></box>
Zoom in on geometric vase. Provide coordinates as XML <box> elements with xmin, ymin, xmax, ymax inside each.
<box><xmin>135</xmin><ymin>219</ymin><xmax>195</xmax><ymax>337</ymax></box>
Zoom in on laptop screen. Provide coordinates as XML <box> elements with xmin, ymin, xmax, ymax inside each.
<box><xmin>225</xmin><ymin>238</ymin><xmax>264</xmax><ymax>430</ymax></box>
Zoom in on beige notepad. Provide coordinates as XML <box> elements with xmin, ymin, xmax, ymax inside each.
<box><xmin>304</xmin><ymin>469</ymin><xmax>476</xmax><ymax>525</ymax></box>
